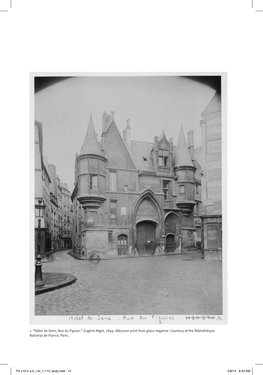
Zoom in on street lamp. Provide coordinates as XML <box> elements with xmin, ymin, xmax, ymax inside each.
<box><xmin>35</xmin><ymin>198</ymin><xmax>45</xmax><ymax>287</ymax></box>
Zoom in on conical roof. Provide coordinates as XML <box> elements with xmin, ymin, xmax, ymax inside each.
<box><xmin>175</xmin><ymin>126</ymin><xmax>193</xmax><ymax>167</ymax></box>
<box><xmin>80</xmin><ymin>113</ymin><xmax>104</xmax><ymax>157</ymax></box>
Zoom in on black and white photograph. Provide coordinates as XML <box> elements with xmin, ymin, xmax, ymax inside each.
<box><xmin>2</xmin><ymin>0</ymin><xmax>263</xmax><ymax>373</ymax></box>
<box><xmin>33</xmin><ymin>74</ymin><xmax>225</xmax><ymax>322</ymax></box>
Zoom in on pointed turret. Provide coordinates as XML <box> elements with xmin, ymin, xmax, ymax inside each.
<box><xmin>175</xmin><ymin>126</ymin><xmax>193</xmax><ymax>167</ymax></box>
<box><xmin>76</xmin><ymin>113</ymin><xmax>107</xmax><ymax>210</ymax></box>
<box><xmin>80</xmin><ymin>113</ymin><xmax>104</xmax><ymax>157</ymax></box>
<box><xmin>174</xmin><ymin>126</ymin><xmax>196</xmax><ymax>216</ymax></box>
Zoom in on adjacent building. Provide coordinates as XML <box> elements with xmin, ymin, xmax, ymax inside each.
<box><xmin>35</xmin><ymin>121</ymin><xmax>52</xmax><ymax>255</ymax></box>
<box><xmin>61</xmin><ymin>183</ymin><xmax>74</xmax><ymax>249</ymax></box>
<box><xmin>71</xmin><ymin>112</ymin><xmax>202</xmax><ymax>259</ymax></box>
<box><xmin>35</xmin><ymin>120</ymin><xmax>74</xmax><ymax>255</ymax></box>
<box><xmin>199</xmin><ymin>92</ymin><xmax>222</xmax><ymax>259</ymax></box>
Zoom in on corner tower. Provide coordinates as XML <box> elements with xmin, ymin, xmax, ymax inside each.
<box><xmin>174</xmin><ymin>126</ymin><xmax>196</xmax><ymax>216</ymax></box>
<box><xmin>76</xmin><ymin>113</ymin><xmax>107</xmax><ymax>209</ymax></box>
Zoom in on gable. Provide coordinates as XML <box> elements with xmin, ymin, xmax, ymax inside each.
<box><xmin>158</xmin><ymin>138</ymin><xmax>170</xmax><ymax>150</ymax></box>
<box><xmin>104</xmin><ymin>122</ymin><xmax>136</xmax><ymax>170</ymax></box>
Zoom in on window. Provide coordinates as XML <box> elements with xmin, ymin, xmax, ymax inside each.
<box><xmin>121</xmin><ymin>207</ymin><xmax>126</xmax><ymax>216</ymax></box>
<box><xmin>110</xmin><ymin>201</ymin><xmax>117</xmax><ymax>225</ymax></box>
<box><xmin>117</xmin><ymin>236</ymin><xmax>127</xmax><ymax>246</ymax></box>
<box><xmin>124</xmin><ymin>185</ymin><xmax>128</xmax><ymax>192</ymax></box>
<box><xmin>90</xmin><ymin>175</ymin><xmax>98</xmax><ymax>190</ymax></box>
<box><xmin>159</xmin><ymin>156</ymin><xmax>168</xmax><ymax>167</ymax></box>
<box><xmin>179</xmin><ymin>185</ymin><xmax>185</xmax><ymax>194</ymax></box>
<box><xmin>163</xmin><ymin>180</ymin><xmax>170</xmax><ymax>201</ymax></box>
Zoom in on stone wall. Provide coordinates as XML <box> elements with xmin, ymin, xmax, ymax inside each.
<box><xmin>81</xmin><ymin>229</ymin><xmax>109</xmax><ymax>258</ymax></box>
<box><xmin>81</xmin><ymin>227</ymin><xmax>131</xmax><ymax>259</ymax></box>
<box><xmin>181</xmin><ymin>228</ymin><xmax>195</xmax><ymax>250</ymax></box>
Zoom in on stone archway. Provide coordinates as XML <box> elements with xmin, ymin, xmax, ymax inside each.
<box><xmin>133</xmin><ymin>191</ymin><xmax>162</xmax><ymax>253</ymax></box>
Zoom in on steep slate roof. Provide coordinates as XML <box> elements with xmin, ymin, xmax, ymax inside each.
<box><xmin>175</xmin><ymin>126</ymin><xmax>193</xmax><ymax>167</ymax></box>
<box><xmin>80</xmin><ymin>113</ymin><xmax>104</xmax><ymax>157</ymax></box>
<box><xmin>129</xmin><ymin>140</ymin><xmax>155</xmax><ymax>171</ymax></box>
<box><xmin>102</xmin><ymin>118</ymin><xmax>137</xmax><ymax>170</ymax></box>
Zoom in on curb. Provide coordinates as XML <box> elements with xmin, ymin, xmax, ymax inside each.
<box><xmin>35</xmin><ymin>272</ymin><xmax>77</xmax><ymax>295</ymax></box>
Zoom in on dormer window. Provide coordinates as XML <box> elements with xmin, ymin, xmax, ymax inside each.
<box><xmin>159</xmin><ymin>156</ymin><xmax>168</xmax><ymax>167</ymax></box>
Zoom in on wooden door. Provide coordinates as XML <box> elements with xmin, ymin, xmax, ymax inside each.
<box><xmin>137</xmin><ymin>221</ymin><xmax>156</xmax><ymax>255</ymax></box>
<box><xmin>165</xmin><ymin>234</ymin><xmax>175</xmax><ymax>253</ymax></box>
<box><xmin>117</xmin><ymin>235</ymin><xmax>128</xmax><ymax>255</ymax></box>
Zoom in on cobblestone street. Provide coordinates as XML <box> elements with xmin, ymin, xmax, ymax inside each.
<box><xmin>35</xmin><ymin>250</ymin><xmax>222</xmax><ymax>316</ymax></box>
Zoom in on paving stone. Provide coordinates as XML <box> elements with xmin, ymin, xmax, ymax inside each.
<box><xmin>35</xmin><ymin>250</ymin><xmax>222</xmax><ymax>316</ymax></box>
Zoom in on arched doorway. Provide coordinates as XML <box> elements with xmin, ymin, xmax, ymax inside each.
<box><xmin>166</xmin><ymin>234</ymin><xmax>175</xmax><ymax>253</ymax></box>
<box><xmin>137</xmin><ymin>221</ymin><xmax>156</xmax><ymax>255</ymax></box>
<box><xmin>117</xmin><ymin>234</ymin><xmax>128</xmax><ymax>256</ymax></box>
<box><xmin>165</xmin><ymin>213</ymin><xmax>180</xmax><ymax>252</ymax></box>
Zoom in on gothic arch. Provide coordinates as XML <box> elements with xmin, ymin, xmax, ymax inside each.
<box><xmin>164</xmin><ymin>211</ymin><xmax>180</xmax><ymax>222</ymax></box>
<box><xmin>132</xmin><ymin>189</ymin><xmax>162</xmax><ymax>247</ymax></box>
<box><xmin>164</xmin><ymin>212</ymin><xmax>181</xmax><ymax>234</ymax></box>
<box><xmin>164</xmin><ymin>212</ymin><xmax>181</xmax><ymax>249</ymax></box>
<box><xmin>133</xmin><ymin>189</ymin><xmax>162</xmax><ymax>225</ymax></box>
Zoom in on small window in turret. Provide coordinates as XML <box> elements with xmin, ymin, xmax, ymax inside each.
<box><xmin>90</xmin><ymin>175</ymin><xmax>98</xmax><ymax>190</ymax></box>
<box><xmin>179</xmin><ymin>185</ymin><xmax>185</xmax><ymax>194</ymax></box>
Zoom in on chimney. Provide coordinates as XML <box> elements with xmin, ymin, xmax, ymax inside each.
<box><xmin>169</xmin><ymin>137</ymin><xmax>173</xmax><ymax>151</ymax></box>
<box><xmin>126</xmin><ymin>119</ymin><xmax>131</xmax><ymax>147</ymax></box>
<box><xmin>154</xmin><ymin>136</ymin><xmax>158</xmax><ymax>149</ymax></box>
<box><xmin>187</xmin><ymin>129</ymin><xmax>194</xmax><ymax>161</ymax></box>
<box><xmin>102</xmin><ymin>110</ymin><xmax>107</xmax><ymax>133</ymax></box>
<box><xmin>123</xmin><ymin>129</ymin><xmax>126</xmax><ymax>142</ymax></box>
<box><xmin>111</xmin><ymin>111</ymin><xmax>114</xmax><ymax>120</ymax></box>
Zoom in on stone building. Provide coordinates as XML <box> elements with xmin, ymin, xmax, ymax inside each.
<box><xmin>34</xmin><ymin>120</ymin><xmax>51</xmax><ymax>255</ymax></box>
<box><xmin>200</xmin><ymin>92</ymin><xmax>222</xmax><ymax>215</ymax></box>
<box><xmin>199</xmin><ymin>92</ymin><xmax>222</xmax><ymax>259</ymax></box>
<box><xmin>71</xmin><ymin>111</ymin><xmax>202</xmax><ymax>259</ymax></box>
<box><xmin>48</xmin><ymin>164</ymin><xmax>73</xmax><ymax>251</ymax></box>
<box><xmin>61</xmin><ymin>182</ymin><xmax>74</xmax><ymax>249</ymax></box>
<box><xmin>48</xmin><ymin>164</ymin><xmax>60</xmax><ymax>248</ymax></box>
<box><xmin>35</xmin><ymin>120</ymin><xmax>74</xmax><ymax>254</ymax></box>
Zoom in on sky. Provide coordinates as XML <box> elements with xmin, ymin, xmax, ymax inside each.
<box><xmin>35</xmin><ymin>76</ymin><xmax>216</xmax><ymax>192</ymax></box>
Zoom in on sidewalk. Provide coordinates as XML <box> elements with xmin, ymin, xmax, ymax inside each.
<box><xmin>69</xmin><ymin>249</ymin><xmax>202</xmax><ymax>261</ymax></box>
<box><xmin>35</xmin><ymin>272</ymin><xmax>77</xmax><ymax>295</ymax></box>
